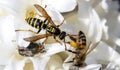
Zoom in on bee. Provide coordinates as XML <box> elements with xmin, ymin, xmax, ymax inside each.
<box><xmin>66</xmin><ymin>31</ymin><xmax>99</xmax><ymax>68</ymax></box>
<box><xmin>18</xmin><ymin>42</ymin><xmax>45</xmax><ymax>57</ymax></box>
<box><xmin>16</xmin><ymin>4</ymin><xmax>67</xmax><ymax>49</ymax></box>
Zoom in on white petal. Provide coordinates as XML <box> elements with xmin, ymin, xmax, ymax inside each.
<box><xmin>77</xmin><ymin>0</ymin><xmax>106</xmax><ymax>43</ymax></box>
<box><xmin>78</xmin><ymin>64</ymin><xmax>102</xmax><ymax>70</ymax></box>
<box><xmin>104</xmin><ymin>7</ymin><xmax>120</xmax><ymax>43</ymax></box>
<box><xmin>63</xmin><ymin>54</ymin><xmax>74</xmax><ymax>70</ymax></box>
<box><xmin>44</xmin><ymin>5</ymin><xmax>64</xmax><ymax>25</ymax></box>
<box><xmin>4</xmin><ymin>55</ymin><xmax>26</xmax><ymax>70</ymax></box>
<box><xmin>42</xmin><ymin>0</ymin><xmax>77</xmax><ymax>13</ymax></box>
<box><xmin>78</xmin><ymin>0</ymin><xmax>91</xmax><ymax>19</ymax></box>
<box><xmin>0</xmin><ymin>65</ymin><xmax>5</xmax><ymax>70</ymax></box>
<box><xmin>4</xmin><ymin>54</ymin><xmax>50</xmax><ymax>70</ymax></box>
<box><xmin>105</xmin><ymin>63</ymin><xmax>120</xmax><ymax>70</ymax></box>
<box><xmin>0</xmin><ymin>15</ymin><xmax>15</xmax><ymax>43</ymax></box>
<box><xmin>30</xmin><ymin>57</ymin><xmax>50</xmax><ymax>70</ymax></box>
<box><xmin>0</xmin><ymin>15</ymin><xmax>16</xmax><ymax>65</ymax></box>
<box><xmin>87</xmin><ymin>0</ymin><xmax>102</xmax><ymax>7</ymax></box>
<box><xmin>101</xmin><ymin>19</ymin><xmax>108</xmax><ymax>40</ymax></box>
<box><xmin>88</xmin><ymin>41</ymin><xmax>120</xmax><ymax>65</ymax></box>
<box><xmin>87</xmin><ymin>9</ymin><xmax>102</xmax><ymax>43</ymax></box>
<box><xmin>0</xmin><ymin>0</ymin><xmax>42</xmax><ymax>17</ymax></box>
<box><xmin>42</xmin><ymin>43</ymin><xmax>68</xmax><ymax>57</ymax></box>
<box><xmin>47</xmin><ymin>54</ymin><xmax>64</xmax><ymax>70</ymax></box>
<box><xmin>0</xmin><ymin>0</ymin><xmax>19</xmax><ymax>15</ymax></box>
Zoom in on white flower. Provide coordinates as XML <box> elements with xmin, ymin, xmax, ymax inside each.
<box><xmin>0</xmin><ymin>0</ymin><xmax>68</xmax><ymax>70</ymax></box>
<box><xmin>63</xmin><ymin>0</ymin><xmax>120</xmax><ymax>70</ymax></box>
<box><xmin>0</xmin><ymin>0</ymin><xmax>120</xmax><ymax>70</ymax></box>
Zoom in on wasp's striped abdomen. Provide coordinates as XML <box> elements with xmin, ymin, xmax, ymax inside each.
<box><xmin>25</xmin><ymin>17</ymin><xmax>46</xmax><ymax>29</ymax></box>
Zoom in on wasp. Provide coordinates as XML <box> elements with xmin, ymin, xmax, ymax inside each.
<box><xmin>16</xmin><ymin>4</ymin><xmax>67</xmax><ymax>49</ymax></box>
<box><xmin>66</xmin><ymin>31</ymin><xmax>99</xmax><ymax>68</ymax></box>
<box><xmin>18</xmin><ymin>42</ymin><xmax>45</xmax><ymax>57</ymax></box>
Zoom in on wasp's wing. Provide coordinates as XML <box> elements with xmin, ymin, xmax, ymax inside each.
<box><xmin>34</xmin><ymin>4</ymin><xmax>49</xmax><ymax>18</ymax></box>
<box><xmin>24</xmin><ymin>34</ymin><xmax>52</xmax><ymax>42</ymax></box>
<box><xmin>34</xmin><ymin>4</ymin><xmax>56</xmax><ymax>26</ymax></box>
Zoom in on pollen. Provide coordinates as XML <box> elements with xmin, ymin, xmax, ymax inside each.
<box><xmin>26</xmin><ymin>7</ymin><xmax>36</xmax><ymax>19</ymax></box>
<box><xmin>70</xmin><ymin>40</ymin><xmax>78</xmax><ymax>48</ymax></box>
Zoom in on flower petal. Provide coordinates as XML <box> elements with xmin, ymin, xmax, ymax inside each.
<box><xmin>0</xmin><ymin>15</ymin><xmax>16</xmax><ymax>65</ymax></box>
<box><xmin>30</xmin><ymin>57</ymin><xmax>50</xmax><ymax>70</ymax></box>
<box><xmin>88</xmin><ymin>41</ymin><xmax>120</xmax><ymax>65</ymax></box>
<box><xmin>4</xmin><ymin>55</ymin><xmax>26</xmax><ymax>70</ymax></box>
<box><xmin>47</xmin><ymin>54</ymin><xmax>64</xmax><ymax>70</ymax></box>
<box><xmin>42</xmin><ymin>43</ymin><xmax>69</xmax><ymax>57</ymax></box>
<box><xmin>42</xmin><ymin>0</ymin><xmax>77</xmax><ymax>13</ymax></box>
<box><xmin>77</xmin><ymin>0</ymin><xmax>108</xmax><ymax>43</ymax></box>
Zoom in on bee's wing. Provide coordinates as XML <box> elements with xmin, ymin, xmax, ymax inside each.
<box><xmin>24</xmin><ymin>34</ymin><xmax>52</xmax><ymax>42</ymax></box>
<box><xmin>34</xmin><ymin>4</ymin><xmax>56</xmax><ymax>27</ymax></box>
<box><xmin>86</xmin><ymin>42</ymin><xmax>100</xmax><ymax>55</ymax></box>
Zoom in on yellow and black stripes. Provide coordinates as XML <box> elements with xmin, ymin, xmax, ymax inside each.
<box><xmin>25</xmin><ymin>17</ymin><xmax>66</xmax><ymax>40</ymax></box>
<box><xmin>46</xmin><ymin>26</ymin><xmax>55</xmax><ymax>33</ymax></box>
<box><xmin>25</xmin><ymin>17</ymin><xmax>45</xmax><ymax>29</ymax></box>
<box><xmin>79</xmin><ymin>31</ymin><xmax>86</xmax><ymax>46</ymax></box>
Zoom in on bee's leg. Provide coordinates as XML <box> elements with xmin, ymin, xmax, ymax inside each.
<box><xmin>67</xmin><ymin>50</ymin><xmax>77</xmax><ymax>54</ymax></box>
<box><xmin>53</xmin><ymin>36</ymin><xmax>62</xmax><ymax>45</ymax></box>
<box><xmin>65</xmin><ymin>58</ymin><xmax>75</xmax><ymax>63</ymax></box>
<box><xmin>15</xmin><ymin>29</ymin><xmax>38</xmax><ymax>34</ymax></box>
<box><xmin>64</xmin><ymin>38</ymin><xmax>67</xmax><ymax>50</ymax></box>
<box><xmin>65</xmin><ymin>60</ymin><xmax>74</xmax><ymax>63</ymax></box>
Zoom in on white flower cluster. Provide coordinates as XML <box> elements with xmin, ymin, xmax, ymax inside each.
<box><xmin>0</xmin><ymin>0</ymin><xmax>120</xmax><ymax>70</ymax></box>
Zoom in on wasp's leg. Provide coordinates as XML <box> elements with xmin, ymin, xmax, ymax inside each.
<box><xmin>53</xmin><ymin>36</ymin><xmax>62</xmax><ymax>45</ymax></box>
<box><xmin>37</xmin><ymin>29</ymin><xmax>41</xmax><ymax>33</ymax></box>
<box><xmin>41</xmin><ymin>31</ymin><xmax>49</xmax><ymax>45</ymax></box>
<box><xmin>15</xmin><ymin>29</ymin><xmax>38</xmax><ymax>34</ymax></box>
<box><xmin>57</xmin><ymin>19</ymin><xmax>65</xmax><ymax>27</ymax></box>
